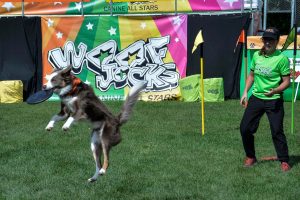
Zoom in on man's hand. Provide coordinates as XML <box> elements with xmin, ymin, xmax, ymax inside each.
<box><xmin>240</xmin><ymin>94</ymin><xmax>248</xmax><ymax>108</ymax></box>
<box><xmin>264</xmin><ymin>88</ymin><xmax>276</xmax><ymax>97</ymax></box>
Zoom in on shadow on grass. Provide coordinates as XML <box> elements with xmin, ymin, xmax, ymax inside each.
<box><xmin>258</xmin><ymin>155</ymin><xmax>300</xmax><ymax>167</ymax></box>
<box><xmin>289</xmin><ymin>155</ymin><xmax>300</xmax><ymax>167</ymax></box>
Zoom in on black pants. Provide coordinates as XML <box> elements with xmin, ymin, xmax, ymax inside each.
<box><xmin>240</xmin><ymin>95</ymin><xmax>289</xmax><ymax>162</ymax></box>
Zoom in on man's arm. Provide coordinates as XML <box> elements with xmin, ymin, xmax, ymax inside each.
<box><xmin>264</xmin><ymin>75</ymin><xmax>290</xmax><ymax>97</ymax></box>
<box><xmin>240</xmin><ymin>71</ymin><xmax>254</xmax><ymax>107</ymax></box>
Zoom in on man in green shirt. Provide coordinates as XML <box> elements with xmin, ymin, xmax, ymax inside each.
<box><xmin>240</xmin><ymin>27</ymin><xmax>291</xmax><ymax>171</ymax></box>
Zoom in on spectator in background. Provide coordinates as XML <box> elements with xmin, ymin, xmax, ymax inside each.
<box><xmin>240</xmin><ymin>27</ymin><xmax>291</xmax><ymax>172</ymax></box>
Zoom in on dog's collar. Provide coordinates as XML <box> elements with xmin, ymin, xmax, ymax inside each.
<box><xmin>69</xmin><ymin>76</ymin><xmax>82</xmax><ymax>95</ymax></box>
<box><xmin>59</xmin><ymin>76</ymin><xmax>82</xmax><ymax>97</ymax></box>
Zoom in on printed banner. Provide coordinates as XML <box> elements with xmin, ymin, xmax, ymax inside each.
<box><xmin>106</xmin><ymin>0</ymin><xmax>149</xmax><ymax>2</ymax></box>
<box><xmin>247</xmin><ymin>36</ymin><xmax>300</xmax><ymax>50</ymax></box>
<box><xmin>42</xmin><ymin>15</ymin><xmax>187</xmax><ymax>101</ymax></box>
<box><xmin>1</xmin><ymin>0</ymin><xmax>245</xmax><ymax>15</ymax></box>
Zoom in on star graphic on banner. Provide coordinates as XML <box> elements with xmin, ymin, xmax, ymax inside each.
<box><xmin>86</xmin><ymin>22</ymin><xmax>94</xmax><ymax>30</ymax></box>
<box><xmin>224</xmin><ymin>0</ymin><xmax>238</xmax><ymax>7</ymax></box>
<box><xmin>48</xmin><ymin>18</ymin><xmax>54</xmax><ymax>27</ymax></box>
<box><xmin>56</xmin><ymin>32</ymin><xmax>63</xmax><ymax>39</ymax></box>
<box><xmin>75</xmin><ymin>2</ymin><xmax>82</xmax><ymax>12</ymax></box>
<box><xmin>140</xmin><ymin>22</ymin><xmax>146</xmax><ymax>29</ymax></box>
<box><xmin>172</xmin><ymin>16</ymin><xmax>182</xmax><ymax>26</ymax></box>
<box><xmin>2</xmin><ymin>2</ymin><xmax>15</xmax><ymax>12</ymax></box>
<box><xmin>108</xmin><ymin>26</ymin><xmax>117</xmax><ymax>36</ymax></box>
<box><xmin>175</xmin><ymin>37</ymin><xmax>180</xmax><ymax>43</ymax></box>
<box><xmin>84</xmin><ymin>80</ymin><xmax>91</xmax><ymax>85</ymax></box>
<box><xmin>54</xmin><ymin>2</ymin><xmax>63</xmax><ymax>6</ymax></box>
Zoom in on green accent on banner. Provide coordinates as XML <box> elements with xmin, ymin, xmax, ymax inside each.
<box><xmin>65</xmin><ymin>2</ymin><xmax>82</xmax><ymax>15</ymax></box>
<box><xmin>239</xmin><ymin>49</ymin><xmax>254</xmax><ymax>99</ymax></box>
<box><xmin>179</xmin><ymin>75</ymin><xmax>224</xmax><ymax>102</ymax></box>
<box><xmin>89</xmin><ymin>1</ymin><xmax>128</xmax><ymax>15</ymax></box>
<box><xmin>281</xmin><ymin>50</ymin><xmax>300</xmax><ymax>102</ymax></box>
<box><xmin>76</xmin><ymin>17</ymin><xmax>100</xmax><ymax>82</ymax></box>
<box><xmin>97</xmin><ymin>16</ymin><xmax>124</xmax><ymax>97</ymax></box>
<box><xmin>63</xmin><ymin>1</ymin><xmax>109</xmax><ymax>15</ymax></box>
<box><xmin>83</xmin><ymin>1</ymin><xmax>102</xmax><ymax>15</ymax></box>
<box><xmin>68</xmin><ymin>16</ymin><xmax>124</xmax><ymax>99</ymax></box>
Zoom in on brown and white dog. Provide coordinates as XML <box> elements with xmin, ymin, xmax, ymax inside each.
<box><xmin>43</xmin><ymin>66</ymin><xmax>146</xmax><ymax>182</ymax></box>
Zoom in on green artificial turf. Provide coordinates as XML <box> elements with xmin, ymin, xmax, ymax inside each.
<box><xmin>0</xmin><ymin>100</ymin><xmax>300</xmax><ymax>200</ymax></box>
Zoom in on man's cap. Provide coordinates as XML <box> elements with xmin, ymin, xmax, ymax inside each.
<box><xmin>262</xmin><ymin>28</ymin><xmax>280</xmax><ymax>40</ymax></box>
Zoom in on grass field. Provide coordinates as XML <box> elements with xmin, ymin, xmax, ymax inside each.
<box><xmin>1</xmin><ymin>100</ymin><xmax>300</xmax><ymax>200</ymax></box>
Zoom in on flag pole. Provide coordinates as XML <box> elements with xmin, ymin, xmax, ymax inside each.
<box><xmin>291</xmin><ymin>0</ymin><xmax>297</xmax><ymax>134</ymax></box>
<box><xmin>243</xmin><ymin>30</ymin><xmax>248</xmax><ymax>83</ymax></box>
<box><xmin>242</xmin><ymin>17</ymin><xmax>251</xmax><ymax>96</ymax></box>
<box><xmin>281</xmin><ymin>24</ymin><xmax>297</xmax><ymax>134</ymax></box>
<box><xmin>192</xmin><ymin>29</ymin><xmax>205</xmax><ymax>136</ymax></box>
<box><xmin>291</xmin><ymin>23</ymin><xmax>297</xmax><ymax>134</ymax></box>
<box><xmin>200</xmin><ymin>44</ymin><xmax>205</xmax><ymax>136</ymax></box>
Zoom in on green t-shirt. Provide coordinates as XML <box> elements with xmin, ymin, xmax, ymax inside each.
<box><xmin>250</xmin><ymin>50</ymin><xmax>290</xmax><ymax>100</ymax></box>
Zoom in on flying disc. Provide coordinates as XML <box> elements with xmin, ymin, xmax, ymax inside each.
<box><xmin>26</xmin><ymin>89</ymin><xmax>54</xmax><ymax>104</ymax></box>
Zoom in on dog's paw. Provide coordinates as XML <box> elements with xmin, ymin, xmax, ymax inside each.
<box><xmin>88</xmin><ymin>177</ymin><xmax>97</xmax><ymax>183</ymax></box>
<box><xmin>62</xmin><ymin>126</ymin><xmax>69</xmax><ymax>131</ymax></box>
<box><xmin>99</xmin><ymin>168</ymin><xmax>106</xmax><ymax>175</ymax></box>
<box><xmin>45</xmin><ymin>126</ymin><xmax>53</xmax><ymax>131</ymax></box>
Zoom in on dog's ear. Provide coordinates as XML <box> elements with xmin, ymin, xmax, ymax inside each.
<box><xmin>61</xmin><ymin>65</ymin><xmax>72</xmax><ymax>76</ymax></box>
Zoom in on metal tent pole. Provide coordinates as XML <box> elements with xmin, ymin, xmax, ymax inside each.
<box><xmin>81</xmin><ymin>0</ymin><xmax>84</xmax><ymax>16</ymax></box>
<box><xmin>175</xmin><ymin>0</ymin><xmax>178</xmax><ymax>15</ymax></box>
<box><xmin>263</xmin><ymin>0</ymin><xmax>268</xmax><ymax>30</ymax></box>
<box><xmin>241</xmin><ymin>0</ymin><xmax>244</xmax><ymax>13</ymax></box>
<box><xmin>22</xmin><ymin>0</ymin><xmax>24</xmax><ymax>17</ymax></box>
<box><xmin>291</xmin><ymin>0</ymin><xmax>295</xmax><ymax>29</ymax></box>
<box><xmin>110</xmin><ymin>0</ymin><xmax>113</xmax><ymax>16</ymax></box>
<box><xmin>249</xmin><ymin>0</ymin><xmax>254</xmax><ymax>35</ymax></box>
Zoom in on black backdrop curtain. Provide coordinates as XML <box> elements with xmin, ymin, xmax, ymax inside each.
<box><xmin>0</xmin><ymin>17</ymin><xmax>42</xmax><ymax>100</ymax></box>
<box><xmin>187</xmin><ymin>14</ymin><xmax>250</xmax><ymax>99</ymax></box>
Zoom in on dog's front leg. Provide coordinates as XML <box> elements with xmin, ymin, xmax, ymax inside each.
<box><xmin>62</xmin><ymin>110</ymin><xmax>83</xmax><ymax>131</ymax></box>
<box><xmin>46</xmin><ymin>114</ymin><xmax>67</xmax><ymax>131</ymax></box>
<box><xmin>88</xmin><ymin>130</ymin><xmax>102</xmax><ymax>182</ymax></box>
<box><xmin>62</xmin><ymin>116</ymin><xmax>75</xmax><ymax>131</ymax></box>
<box><xmin>62</xmin><ymin>100</ymin><xmax>81</xmax><ymax>131</ymax></box>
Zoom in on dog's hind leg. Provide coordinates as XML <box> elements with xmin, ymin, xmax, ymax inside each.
<box><xmin>88</xmin><ymin>130</ymin><xmax>102</xmax><ymax>182</ymax></box>
<box><xmin>88</xmin><ymin>124</ymin><xmax>106</xmax><ymax>182</ymax></box>
<box><xmin>99</xmin><ymin>143</ymin><xmax>109</xmax><ymax>175</ymax></box>
<box><xmin>99</xmin><ymin>127</ymin><xmax>121</xmax><ymax>175</ymax></box>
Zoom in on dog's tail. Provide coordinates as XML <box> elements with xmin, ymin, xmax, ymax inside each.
<box><xmin>118</xmin><ymin>81</ymin><xmax>147</xmax><ymax>125</ymax></box>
